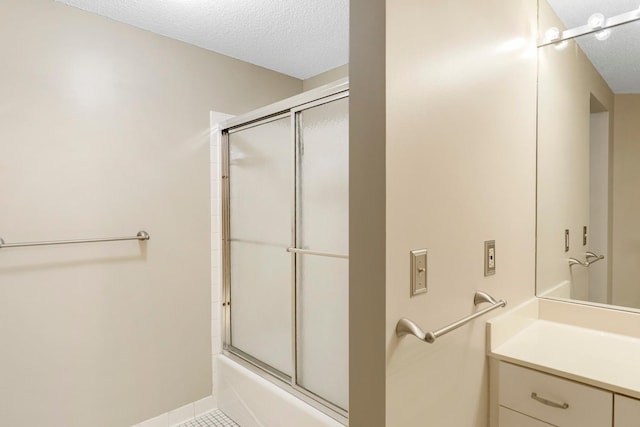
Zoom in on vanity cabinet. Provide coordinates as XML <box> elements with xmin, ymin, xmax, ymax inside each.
<box><xmin>499</xmin><ymin>407</ymin><xmax>553</xmax><ymax>426</ymax></box>
<box><xmin>487</xmin><ymin>300</ymin><xmax>640</xmax><ymax>427</ymax></box>
<box><xmin>497</xmin><ymin>362</ymin><xmax>612</xmax><ymax>426</ymax></box>
<box><xmin>614</xmin><ymin>394</ymin><xmax>640</xmax><ymax>427</ymax></box>
<box><xmin>495</xmin><ymin>362</ymin><xmax>640</xmax><ymax>427</ymax></box>
<box><xmin>488</xmin><ymin>303</ymin><xmax>640</xmax><ymax>427</ymax></box>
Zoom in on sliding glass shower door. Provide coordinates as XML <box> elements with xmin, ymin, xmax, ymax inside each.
<box><xmin>295</xmin><ymin>96</ymin><xmax>349</xmax><ymax>410</ymax></box>
<box><xmin>226</xmin><ymin>115</ymin><xmax>293</xmax><ymax>377</ymax></box>
<box><xmin>222</xmin><ymin>89</ymin><xmax>348</xmax><ymax>417</ymax></box>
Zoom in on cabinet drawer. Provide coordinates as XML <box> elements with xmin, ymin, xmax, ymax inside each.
<box><xmin>498</xmin><ymin>362</ymin><xmax>612</xmax><ymax>426</ymax></box>
<box><xmin>614</xmin><ymin>394</ymin><xmax>640</xmax><ymax>427</ymax></box>
<box><xmin>499</xmin><ymin>406</ymin><xmax>555</xmax><ymax>427</ymax></box>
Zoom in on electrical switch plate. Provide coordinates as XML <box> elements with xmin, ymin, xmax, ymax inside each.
<box><xmin>484</xmin><ymin>240</ymin><xmax>496</xmax><ymax>276</ymax></box>
<box><xmin>410</xmin><ymin>249</ymin><xmax>427</xmax><ymax>296</ymax></box>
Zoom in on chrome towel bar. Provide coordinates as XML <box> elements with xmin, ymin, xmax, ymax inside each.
<box><xmin>568</xmin><ymin>251</ymin><xmax>605</xmax><ymax>267</ymax></box>
<box><xmin>0</xmin><ymin>231</ymin><xmax>150</xmax><ymax>249</ymax></box>
<box><xmin>286</xmin><ymin>247</ymin><xmax>348</xmax><ymax>259</ymax></box>
<box><xmin>396</xmin><ymin>291</ymin><xmax>507</xmax><ymax>343</ymax></box>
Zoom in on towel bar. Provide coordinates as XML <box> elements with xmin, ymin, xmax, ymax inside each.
<box><xmin>396</xmin><ymin>291</ymin><xmax>506</xmax><ymax>343</ymax></box>
<box><xmin>0</xmin><ymin>231</ymin><xmax>150</xmax><ymax>249</ymax></box>
<box><xmin>568</xmin><ymin>252</ymin><xmax>605</xmax><ymax>267</ymax></box>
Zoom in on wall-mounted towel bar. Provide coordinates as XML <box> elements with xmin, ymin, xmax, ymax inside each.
<box><xmin>396</xmin><ymin>290</ymin><xmax>507</xmax><ymax>343</ymax></box>
<box><xmin>0</xmin><ymin>231</ymin><xmax>150</xmax><ymax>249</ymax></box>
<box><xmin>286</xmin><ymin>247</ymin><xmax>348</xmax><ymax>259</ymax></box>
<box><xmin>586</xmin><ymin>251</ymin><xmax>605</xmax><ymax>264</ymax></box>
<box><xmin>568</xmin><ymin>251</ymin><xmax>605</xmax><ymax>267</ymax></box>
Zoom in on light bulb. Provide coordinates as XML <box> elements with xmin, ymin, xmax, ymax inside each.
<box><xmin>588</xmin><ymin>13</ymin><xmax>606</xmax><ymax>29</ymax></box>
<box><xmin>595</xmin><ymin>29</ymin><xmax>611</xmax><ymax>41</ymax></box>
<box><xmin>545</xmin><ymin>27</ymin><xmax>561</xmax><ymax>42</ymax></box>
<box><xmin>554</xmin><ymin>40</ymin><xmax>569</xmax><ymax>51</ymax></box>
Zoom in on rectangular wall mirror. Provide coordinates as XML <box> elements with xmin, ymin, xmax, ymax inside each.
<box><xmin>536</xmin><ymin>0</ymin><xmax>640</xmax><ymax>311</ymax></box>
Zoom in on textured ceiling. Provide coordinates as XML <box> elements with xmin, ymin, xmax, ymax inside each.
<box><xmin>546</xmin><ymin>0</ymin><xmax>640</xmax><ymax>93</ymax></box>
<box><xmin>55</xmin><ymin>0</ymin><xmax>349</xmax><ymax>80</ymax></box>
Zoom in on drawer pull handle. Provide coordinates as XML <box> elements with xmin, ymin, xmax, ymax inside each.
<box><xmin>531</xmin><ymin>392</ymin><xmax>569</xmax><ymax>409</ymax></box>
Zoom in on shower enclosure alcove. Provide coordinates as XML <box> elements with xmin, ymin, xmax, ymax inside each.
<box><xmin>218</xmin><ymin>81</ymin><xmax>349</xmax><ymax>423</ymax></box>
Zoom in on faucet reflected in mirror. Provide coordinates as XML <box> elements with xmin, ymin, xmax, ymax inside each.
<box><xmin>536</xmin><ymin>0</ymin><xmax>640</xmax><ymax>310</ymax></box>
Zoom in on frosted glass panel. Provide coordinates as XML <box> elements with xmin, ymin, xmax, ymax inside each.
<box><xmin>228</xmin><ymin>117</ymin><xmax>292</xmax><ymax>376</ymax></box>
<box><xmin>296</xmin><ymin>97</ymin><xmax>349</xmax><ymax>409</ymax></box>
<box><xmin>298</xmin><ymin>98</ymin><xmax>349</xmax><ymax>255</ymax></box>
<box><xmin>297</xmin><ymin>255</ymin><xmax>349</xmax><ymax>409</ymax></box>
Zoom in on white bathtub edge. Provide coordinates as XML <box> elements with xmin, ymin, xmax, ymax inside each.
<box><xmin>216</xmin><ymin>354</ymin><xmax>346</xmax><ymax>427</ymax></box>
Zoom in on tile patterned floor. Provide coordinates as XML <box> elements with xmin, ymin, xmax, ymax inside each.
<box><xmin>178</xmin><ymin>409</ymin><xmax>239</xmax><ymax>427</ymax></box>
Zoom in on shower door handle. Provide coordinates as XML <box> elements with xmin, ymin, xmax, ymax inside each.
<box><xmin>286</xmin><ymin>247</ymin><xmax>348</xmax><ymax>259</ymax></box>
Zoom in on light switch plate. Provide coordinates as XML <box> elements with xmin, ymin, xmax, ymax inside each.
<box><xmin>484</xmin><ymin>240</ymin><xmax>496</xmax><ymax>276</ymax></box>
<box><xmin>410</xmin><ymin>249</ymin><xmax>427</xmax><ymax>296</ymax></box>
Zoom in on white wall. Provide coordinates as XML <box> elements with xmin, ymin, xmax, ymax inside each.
<box><xmin>0</xmin><ymin>1</ymin><xmax>301</xmax><ymax>426</ymax></box>
<box><xmin>385</xmin><ymin>0</ymin><xmax>538</xmax><ymax>425</ymax></box>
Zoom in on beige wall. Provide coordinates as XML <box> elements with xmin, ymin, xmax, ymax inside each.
<box><xmin>303</xmin><ymin>64</ymin><xmax>349</xmax><ymax>91</ymax></box>
<box><xmin>385</xmin><ymin>0</ymin><xmax>537</xmax><ymax>425</ymax></box>
<box><xmin>349</xmin><ymin>0</ymin><xmax>386</xmax><ymax>426</ymax></box>
<box><xmin>0</xmin><ymin>1</ymin><xmax>301</xmax><ymax>426</ymax></box>
<box><xmin>612</xmin><ymin>94</ymin><xmax>640</xmax><ymax>307</ymax></box>
<box><xmin>536</xmin><ymin>0</ymin><xmax>614</xmax><ymax>300</ymax></box>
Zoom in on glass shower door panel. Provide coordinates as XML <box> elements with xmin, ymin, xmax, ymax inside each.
<box><xmin>297</xmin><ymin>255</ymin><xmax>348</xmax><ymax>409</ymax></box>
<box><xmin>296</xmin><ymin>97</ymin><xmax>349</xmax><ymax>409</ymax></box>
<box><xmin>228</xmin><ymin>116</ymin><xmax>292</xmax><ymax>377</ymax></box>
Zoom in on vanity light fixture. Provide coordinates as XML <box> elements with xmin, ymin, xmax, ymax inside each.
<box><xmin>587</xmin><ymin>13</ymin><xmax>606</xmax><ymax>29</ymax></box>
<box><xmin>539</xmin><ymin>6</ymin><xmax>640</xmax><ymax>47</ymax></box>
<box><xmin>544</xmin><ymin>27</ymin><xmax>568</xmax><ymax>50</ymax></box>
<box><xmin>545</xmin><ymin>27</ymin><xmax>562</xmax><ymax>43</ymax></box>
<box><xmin>554</xmin><ymin>41</ymin><xmax>569</xmax><ymax>50</ymax></box>
<box><xmin>588</xmin><ymin>13</ymin><xmax>610</xmax><ymax>40</ymax></box>
<box><xmin>595</xmin><ymin>29</ymin><xmax>611</xmax><ymax>41</ymax></box>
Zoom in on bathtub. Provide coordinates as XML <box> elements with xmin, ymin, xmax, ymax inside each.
<box><xmin>216</xmin><ymin>355</ymin><xmax>345</xmax><ymax>427</ymax></box>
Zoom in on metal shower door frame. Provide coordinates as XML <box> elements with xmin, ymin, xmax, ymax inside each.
<box><xmin>219</xmin><ymin>80</ymin><xmax>349</xmax><ymax>424</ymax></box>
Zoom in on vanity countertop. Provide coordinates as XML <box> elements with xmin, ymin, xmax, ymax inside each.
<box><xmin>489</xmin><ymin>319</ymin><xmax>640</xmax><ymax>399</ymax></box>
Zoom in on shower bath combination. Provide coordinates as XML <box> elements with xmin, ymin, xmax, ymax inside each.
<box><xmin>216</xmin><ymin>80</ymin><xmax>349</xmax><ymax>426</ymax></box>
